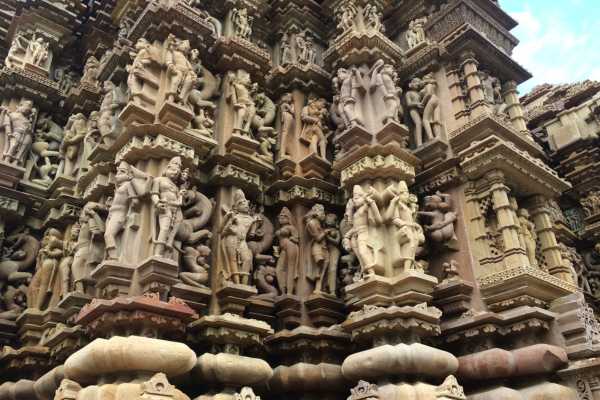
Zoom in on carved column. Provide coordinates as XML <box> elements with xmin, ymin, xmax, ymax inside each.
<box><xmin>460</xmin><ymin>51</ymin><xmax>487</xmax><ymax>118</ymax></box>
<box><xmin>530</xmin><ymin>195</ymin><xmax>572</xmax><ymax>283</ymax></box>
<box><xmin>502</xmin><ymin>80</ymin><xmax>529</xmax><ymax>134</ymax></box>
<box><xmin>446</xmin><ymin>64</ymin><xmax>468</xmax><ymax>128</ymax></box>
<box><xmin>488</xmin><ymin>171</ymin><xmax>530</xmax><ymax>268</ymax></box>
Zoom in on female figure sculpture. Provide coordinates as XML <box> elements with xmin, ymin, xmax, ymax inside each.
<box><xmin>275</xmin><ymin>207</ymin><xmax>299</xmax><ymax>295</ymax></box>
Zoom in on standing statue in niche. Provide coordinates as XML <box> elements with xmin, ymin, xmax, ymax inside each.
<box><xmin>333</xmin><ymin>68</ymin><xmax>361</xmax><ymax>129</ymax></box>
<box><xmin>98</xmin><ymin>81</ymin><xmax>126</xmax><ymax>147</ymax></box>
<box><xmin>420</xmin><ymin>73</ymin><xmax>442</xmax><ymax>141</ymax></box>
<box><xmin>363</xmin><ymin>4</ymin><xmax>383</xmax><ymax>33</ymax></box>
<box><xmin>71</xmin><ymin>202</ymin><xmax>106</xmax><ymax>294</ymax></box>
<box><xmin>280</xmin><ymin>33</ymin><xmax>293</xmax><ymax>66</ymax></box>
<box><xmin>406</xmin><ymin>17</ymin><xmax>427</xmax><ymax>49</ymax></box>
<box><xmin>337</xmin><ymin>3</ymin><xmax>358</xmax><ymax>32</ymax></box>
<box><xmin>344</xmin><ymin>185</ymin><xmax>383</xmax><ymax>277</ymax></box>
<box><xmin>27</xmin><ymin>36</ymin><xmax>49</xmax><ymax>67</ymax></box>
<box><xmin>231</xmin><ymin>8</ymin><xmax>253</xmax><ymax>40</ymax></box>
<box><xmin>219</xmin><ymin>189</ymin><xmax>262</xmax><ymax>285</ymax></box>
<box><xmin>418</xmin><ymin>192</ymin><xmax>458</xmax><ymax>247</ymax></box>
<box><xmin>151</xmin><ymin>157</ymin><xmax>187</xmax><ymax>258</ymax></box>
<box><xmin>225</xmin><ymin>70</ymin><xmax>257</xmax><ymax>134</ymax></box>
<box><xmin>278</xmin><ymin>92</ymin><xmax>295</xmax><ymax>159</ymax></box>
<box><xmin>188</xmin><ymin>48</ymin><xmax>220</xmax><ymax>134</ymax></box>
<box><xmin>60</xmin><ymin>113</ymin><xmax>87</xmax><ymax>178</ymax></box>
<box><xmin>405</xmin><ymin>78</ymin><xmax>426</xmax><ymax>147</ymax></box>
<box><xmin>104</xmin><ymin>162</ymin><xmax>149</xmax><ymax>261</ymax></box>
<box><xmin>517</xmin><ymin>208</ymin><xmax>538</xmax><ymax>268</ymax></box>
<box><xmin>560</xmin><ymin>243</ymin><xmax>592</xmax><ymax>292</ymax></box>
<box><xmin>374</xmin><ymin>61</ymin><xmax>403</xmax><ymax>125</ymax></box>
<box><xmin>58</xmin><ymin>224</ymin><xmax>79</xmax><ymax>298</ymax></box>
<box><xmin>80</xmin><ymin>111</ymin><xmax>100</xmax><ymax>174</ymax></box>
<box><xmin>0</xmin><ymin>99</ymin><xmax>34</xmax><ymax>166</ymax></box>
<box><xmin>4</xmin><ymin>32</ymin><xmax>27</xmax><ymax>68</ymax></box>
<box><xmin>300</xmin><ymin>97</ymin><xmax>329</xmax><ymax>159</ymax></box>
<box><xmin>27</xmin><ymin>228</ymin><xmax>64</xmax><ymax>310</ymax></box>
<box><xmin>275</xmin><ymin>207</ymin><xmax>299</xmax><ymax>296</ymax></box>
<box><xmin>31</xmin><ymin>113</ymin><xmax>63</xmax><ymax>185</ymax></box>
<box><xmin>165</xmin><ymin>35</ymin><xmax>197</xmax><ymax>106</ymax></box>
<box><xmin>252</xmin><ymin>91</ymin><xmax>276</xmax><ymax>136</ymax></box>
<box><xmin>81</xmin><ymin>56</ymin><xmax>100</xmax><ymax>86</ymax></box>
<box><xmin>127</xmin><ymin>38</ymin><xmax>152</xmax><ymax>106</ymax></box>
<box><xmin>324</xmin><ymin>213</ymin><xmax>341</xmax><ymax>295</ymax></box>
<box><xmin>305</xmin><ymin>204</ymin><xmax>331</xmax><ymax>293</ymax></box>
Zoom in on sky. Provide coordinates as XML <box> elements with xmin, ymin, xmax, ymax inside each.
<box><xmin>502</xmin><ymin>0</ymin><xmax>600</xmax><ymax>94</ymax></box>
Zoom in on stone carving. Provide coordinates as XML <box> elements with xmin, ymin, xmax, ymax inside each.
<box><xmin>560</xmin><ymin>243</ymin><xmax>592</xmax><ymax>293</ymax></box>
<box><xmin>104</xmin><ymin>162</ymin><xmax>150</xmax><ymax>261</ymax></box>
<box><xmin>406</xmin><ymin>73</ymin><xmax>443</xmax><ymax>147</ymax></box>
<box><xmin>60</xmin><ymin>113</ymin><xmax>87</xmax><ymax>178</ymax></box>
<box><xmin>27</xmin><ymin>228</ymin><xmax>64</xmax><ymax>310</ymax></box>
<box><xmin>582</xmin><ymin>191</ymin><xmax>600</xmax><ymax>217</ymax></box>
<box><xmin>517</xmin><ymin>209</ymin><xmax>538</xmax><ymax>268</ymax></box>
<box><xmin>189</xmin><ymin>49</ymin><xmax>220</xmax><ymax>134</ymax></box>
<box><xmin>0</xmin><ymin>100</ymin><xmax>35</xmax><ymax>166</ymax></box>
<box><xmin>4</xmin><ymin>32</ymin><xmax>28</xmax><ymax>69</ymax></box>
<box><xmin>0</xmin><ymin>274</ymin><xmax>28</xmax><ymax>320</ymax></box>
<box><xmin>81</xmin><ymin>56</ymin><xmax>100</xmax><ymax>86</ymax></box>
<box><xmin>231</xmin><ymin>8</ymin><xmax>253</xmax><ymax>40</ymax></box>
<box><xmin>29</xmin><ymin>112</ymin><xmax>63</xmax><ymax>184</ymax></box>
<box><xmin>306</xmin><ymin>204</ymin><xmax>332</xmax><ymax>293</ymax></box>
<box><xmin>377</xmin><ymin>61</ymin><xmax>404</xmax><ymax>125</ymax></box>
<box><xmin>127</xmin><ymin>38</ymin><xmax>152</xmax><ymax>106</ymax></box>
<box><xmin>337</xmin><ymin>3</ymin><xmax>358</xmax><ymax>33</ymax></box>
<box><xmin>58</xmin><ymin>224</ymin><xmax>79</xmax><ymax>298</ymax></box>
<box><xmin>71</xmin><ymin>202</ymin><xmax>106</xmax><ymax>294</ymax></box>
<box><xmin>225</xmin><ymin>70</ymin><xmax>257</xmax><ymax>134</ymax></box>
<box><xmin>480</xmin><ymin>71</ymin><xmax>508</xmax><ymax>116</ymax></box>
<box><xmin>300</xmin><ymin>96</ymin><xmax>329</xmax><ymax>159</ymax></box>
<box><xmin>280</xmin><ymin>30</ymin><xmax>317</xmax><ymax>66</ymax></box>
<box><xmin>418</xmin><ymin>192</ymin><xmax>457</xmax><ymax>246</ymax></box>
<box><xmin>0</xmin><ymin>229</ymin><xmax>40</xmax><ymax>291</ymax></box>
<box><xmin>275</xmin><ymin>207</ymin><xmax>299</xmax><ymax>295</ymax></box>
<box><xmin>5</xmin><ymin>33</ymin><xmax>49</xmax><ymax>70</ymax></box>
<box><xmin>336</xmin><ymin>2</ymin><xmax>382</xmax><ymax>35</ymax></box>
<box><xmin>348</xmin><ymin>380</ymin><xmax>379</xmax><ymax>400</ymax></box>
<box><xmin>325</xmin><ymin>213</ymin><xmax>341</xmax><ymax>295</ymax></box>
<box><xmin>218</xmin><ymin>189</ymin><xmax>263</xmax><ymax>285</ymax></box>
<box><xmin>98</xmin><ymin>81</ymin><xmax>126</xmax><ymax>147</ymax></box>
<box><xmin>278</xmin><ymin>92</ymin><xmax>295</xmax><ymax>159</ymax></box>
<box><xmin>344</xmin><ymin>182</ymin><xmax>424</xmax><ymax>277</ymax></box>
<box><xmin>406</xmin><ymin>17</ymin><xmax>428</xmax><ymax>50</ymax></box>
<box><xmin>255</xmin><ymin>265</ymin><xmax>278</xmax><ymax>299</ymax></box>
<box><xmin>235</xmin><ymin>387</ymin><xmax>260</xmax><ymax>400</ymax></box>
<box><xmin>165</xmin><ymin>34</ymin><xmax>197</xmax><ymax>106</ymax></box>
<box><xmin>80</xmin><ymin>111</ymin><xmax>100</xmax><ymax>174</ymax></box>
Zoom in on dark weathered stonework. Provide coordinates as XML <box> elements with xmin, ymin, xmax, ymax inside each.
<box><xmin>0</xmin><ymin>1</ymin><xmax>595</xmax><ymax>399</ymax></box>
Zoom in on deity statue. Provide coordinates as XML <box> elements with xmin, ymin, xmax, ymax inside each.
<box><xmin>480</xmin><ymin>71</ymin><xmax>495</xmax><ymax>104</ymax></box>
<box><xmin>80</xmin><ymin>111</ymin><xmax>100</xmax><ymax>174</ymax></box>
<box><xmin>517</xmin><ymin>208</ymin><xmax>538</xmax><ymax>268</ymax></box>
<box><xmin>278</xmin><ymin>93</ymin><xmax>295</xmax><ymax>159</ymax></box>
<box><xmin>300</xmin><ymin>97</ymin><xmax>329</xmax><ymax>159</ymax></box>
<box><xmin>304</xmin><ymin>33</ymin><xmax>317</xmax><ymax>64</ymax></box>
<box><xmin>418</xmin><ymin>192</ymin><xmax>458</xmax><ymax>246</ymax></box>
<box><xmin>98</xmin><ymin>81</ymin><xmax>126</xmax><ymax>147</ymax></box>
<box><xmin>60</xmin><ymin>113</ymin><xmax>87</xmax><ymax>178</ymax></box>
<box><xmin>225</xmin><ymin>70</ymin><xmax>257</xmax><ymax>134</ymax></box>
<box><xmin>104</xmin><ymin>162</ymin><xmax>150</xmax><ymax>261</ymax></box>
<box><xmin>333</xmin><ymin>68</ymin><xmax>360</xmax><ymax>129</ymax></box>
<box><xmin>363</xmin><ymin>4</ymin><xmax>383</xmax><ymax>33</ymax></box>
<box><xmin>305</xmin><ymin>204</ymin><xmax>331</xmax><ymax>293</ymax></box>
<box><xmin>27</xmin><ymin>36</ymin><xmax>49</xmax><ymax>67</ymax></box>
<box><xmin>405</xmin><ymin>78</ymin><xmax>425</xmax><ymax>147</ymax></box>
<box><xmin>218</xmin><ymin>189</ymin><xmax>262</xmax><ymax>285</ymax></box>
<box><xmin>31</xmin><ymin>113</ymin><xmax>64</xmax><ymax>182</ymax></box>
<box><xmin>337</xmin><ymin>3</ymin><xmax>357</xmax><ymax>32</ymax></box>
<box><xmin>81</xmin><ymin>56</ymin><xmax>100</xmax><ymax>86</ymax></box>
<box><xmin>57</xmin><ymin>223</ymin><xmax>79</xmax><ymax>298</ymax></box>
<box><xmin>280</xmin><ymin>33</ymin><xmax>293</xmax><ymax>65</ymax></box>
<box><xmin>0</xmin><ymin>99</ymin><xmax>35</xmax><ymax>166</ymax></box>
<box><xmin>127</xmin><ymin>38</ymin><xmax>152</xmax><ymax>106</ymax></box>
<box><xmin>324</xmin><ymin>213</ymin><xmax>341</xmax><ymax>295</ymax></box>
<box><xmin>231</xmin><ymin>8</ymin><xmax>253</xmax><ymax>40</ymax></box>
<box><xmin>420</xmin><ymin>73</ymin><xmax>442</xmax><ymax>140</ymax></box>
<box><xmin>374</xmin><ymin>61</ymin><xmax>403</xmax><ymax>125</ymax></box>
<box><xmin>275</xmin><ymin>207</ymin><xmax>299</xmax><ymax>295</ymax></box>
<box><xmin>27</xmin><ymin>228</ymin><xmax>64</xmax><ymax>310</ymax></box>
<box><xmin>5</xmin><ymin>32</ymin><xmax>27</xmax><ymax>68</ymax></box>
<box><xmin>70</xmin><ymin>202</ymin><xmax>106</xmax><ymax>294</ymax></box>
<box><xmin>151</xmin><ymin>157</ymin><xmax>187</xmax><ymax>258</ymax></box>
<box><xmin>406</xmin><ymin>17</ymin><xmax>427</xmax><ymax>49</ymax></box>
<box><xmin>343</xmin><ymin>185</ymin><xmax>383</xmax><ymax>277</ymax></box>
<box><xmin>188</xmin><ymin>49</ymin><xmax>220</xmax><ymax>134</ymax></box>
<box><xmin>164</xmin><ymin>34</ymin><xmax>197</xmax><ymax>106</ymax></box>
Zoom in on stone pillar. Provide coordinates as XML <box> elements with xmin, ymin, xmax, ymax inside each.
<box><xmin>446</xmin><ymin>64</ymin><xmax>469</xmax><ymax>127</ymax></box>
<box><xmin>530</xmin><ymin>195</ymin><xmax>573</xmax><ymax>282</ymax></box>
<box><xmin>502</xmin><ymin>80</ymin><xmax>529</xmax><ymax>134</ymax></box>
<box><xmin>488</xmin><ymin>171</ymin><xmax>530</xmax><ymax>267</ymax></box>
<box><xmin>460</xmin><ymin>51</ymin><xmax>487</xmax><ymax>118</ymax></box>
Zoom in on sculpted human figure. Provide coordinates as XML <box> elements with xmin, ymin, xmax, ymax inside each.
<box><xmin>305</xmin><ymin>204</ymin><xmax>331</xmax><ymax>293</ymax></box>
<box><xmin>219</xmin><ymin>189</ymin><xmax>261</xmax><ymax>285</ymax></box>
<box><xmin>231</xmin><ymin>8</ymin><xmax>253</xmax><ymax>39</ymax></box>
<box><xmin>71</xmin><ymin>202</ymin><xmax>106</xmax><ymax>293</ymax></box>
<box><xmin>406</xmin><ymin>20</ymin><xmax>418</xmax><ymax>49</ymax></box>
<box><xmin>0</xmin><ymin>229</ymin><xmax>40</xmax><ymax>292</ymax></box>
<box><xmin>518</xmin><ymin>208</ymin><xmax>538</xmax><ymax>268</ymax></box>
<box><xmin>385</xmin><ymin>182</ymin><xmax>425</xmax><ymax>271</ymax></box>
<box><xmin>60</xmin><ymin>113</ymin><xmax>87</xmax><ymax>177</ymax></box>
<box><xmin>1</xmin><ymin>99</ymin><xmax>34</xmax><ymax>166</ymax></box>
<box><xmin>58</xmin><ymin>224</ymin><xmax>79</xmax><ymax>298</ymax></box>
<box><xmin>338</xmin><ymin>3</ymin><xmax>357</xmax><ymax>32</ymax></box>
<box><xmin>363</xmin><ymin>4</ymin><xmax>383</xmax><ymax>32</ymax></box>
<box><xmin>334</xmin><ymin>68</ymin><xmax>360</xmax><ymax>128</ymax></box>
<box><xmin>151</xmin><ymin>157</ymin><xmax>187</xmax><ymax>258</ymax></box>
<box><xmin>418</xmin><ymin>192</ymin><xmax>457</xmax><ymax>245</ymax></box>
<box><xmin>0</xmin><ymin>276</ymin><xmax>28</xmax><ymax>321</ymax></box>
<box><xmin>280</xmin><ymin>33</ymin><xmax>293</xmax><ymax>65</ymax></box>
<box><xmin>344</xmin><ymin>185</ymin><xmax>383</xmax><ymax>276</ymax></box>
<box><xmin>225</xmin><ymin>70</ymin><xmax>256</xmax><ymax>134</ymax></box>
<box><xmin>181</xmin><ymin>243</ymin><xmax>211</xmax><ymax>287</ymax></box>
<box><xmin>98</xmin><ymin>81</ymin><xmax>126</xmax><ymax>147</ymax></box>
<box><xmin>275</xmin><ymin>207</ymin><xmax>299</xmax><ymax>295</ymax></box>
<box><xmin>81</xmin><ymin>56</ymin><xmax>100</xmax><ymax>86</ymax></box>
<box><xmin>255</xmin><ymin>265</ymin><xmax>278</xmax><ymax>299</ymax></box>
<box><xmin>375</xmin><ymin>61</ymin><xmax>403</xmax><ymax>124</ymax></box>
<box><xmin>252</xmin><ymin>92</ymin><xmax>276</xmax><ymax>133</ymax></box>
<box><xmin>27</xmin><ymin>228</ymin><xmax>64</xmax><ymax>310</ymax></box>
<box><xmin>406</xmin><ymin>78</ymin><xmax>425</xmax><ymax>147</ymax></box>
<box><xmin>127</xmin><ymin>38</ymin><xmax>152</xmax><ymax>105</ymax></box>
<box><xmin>5</xmin><ymin>32</ymin><xmax>27</xmax><ymax>68</ymax></box>
<box><xmin>165</xmin><ymin>35</ymin><xmax>197</xmax><ymax>106</ymax></box>
<box><xmin>300</xmin><ymin>97</ymin><xmax>329</xmax><ymax>159</ymax></box>
<box><xmin>28</xmin><ymin>36</ymin><xmax>49</xmax><ymax>67</ymax></box>
<box><xmin>80</xmin><ymin>111</ymin><xmax>100</xmax><ymax>174</ymax></box>
<box><xmin>278</xmin><ymin>93</ymin><xmax>295</xmax><ymax>159</ymax></box>
<box><xmin>324</xmin><ymin>213</ymin><xmax>341</xmax><ymax>295</ymax></box>
<box><xmin>420</xmin><ymin>73</ymin><xmax>442</xmax><ymax>141</ymax></box>
<box><xmin>104</xmin><ymin>162</ymin><xmax>149</xmax><ymax>260</ymax></box>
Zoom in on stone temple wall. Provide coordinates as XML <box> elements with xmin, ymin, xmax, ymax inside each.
<box><xmin>0</xmin><ymin>1</ymin><xmax>598</xmax><ymax>399</ymax></box>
